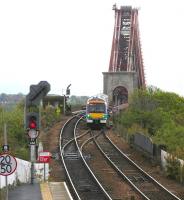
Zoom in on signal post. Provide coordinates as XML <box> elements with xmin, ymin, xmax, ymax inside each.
<box><xmin>25</xmin><ymin>81</ymin><xmax>50</xmax><ymax>184</ymax></box>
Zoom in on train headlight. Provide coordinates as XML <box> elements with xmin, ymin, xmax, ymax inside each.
<box><xmin>102</xmin><ymin>114</ymin><xmax>108</xmax><ymax>119</ymax></box>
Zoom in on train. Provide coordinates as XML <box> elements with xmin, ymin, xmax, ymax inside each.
<box><xmin>86</xmin><ymin>95</ymin><xmax>109</xmax><ymax>129</ymax></box>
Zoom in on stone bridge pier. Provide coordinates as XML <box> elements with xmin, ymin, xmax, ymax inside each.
<box><xmin>103</xmin><ymin>71</ymin><xmax>138</xmax><ymax>106</ymax></box>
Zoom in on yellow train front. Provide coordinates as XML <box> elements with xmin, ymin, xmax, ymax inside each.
<box><xmin>86</xmin><ymin>97</ymin><xmax>109</xmax><ymax>130</ymax></box>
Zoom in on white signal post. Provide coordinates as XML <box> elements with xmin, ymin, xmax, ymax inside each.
<box><xmin>1</xmin><ymin>123</ymin><xmax>17</xmax><ymax>200</ymax></box>
<box><xmin>4</xmin><ymin>123</ymin><xmax>8</xmax><ymax>200</ymax></box>
<box><xmin>27</xmin><ymin>121</ymin><xmax>39</xmax><ymax>184</ymax></box>
<box><xmin>25</xmin><ymin>81</ymin><xmax>50</xmax><ymax>184</ymax></box>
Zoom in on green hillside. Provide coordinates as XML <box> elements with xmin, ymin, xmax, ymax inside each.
<box><xmin>115</xmin><ymin>86</ymin><xmax>184</xmax><ymax>159</ymax></box>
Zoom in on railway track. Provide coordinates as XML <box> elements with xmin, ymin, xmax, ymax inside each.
<box><xmin>92</xmin><ymin>131</ymin><xmax>181</xmax><ymax>200</ymax></box>
<box><xmin>81</xmin><ymin>130</ymin><xmax>144</xmax><ymax>199</ymax></box>
<box><xmin>59</xmin><ymin>116</ymin><xmax>112</xmax><ymax>200</ymax></box>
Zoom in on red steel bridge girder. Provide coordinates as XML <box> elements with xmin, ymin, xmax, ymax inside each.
<box><xmin>109</xmin><ymin>6</ymin><xmax>145</xmax><ymax>88</ymax></box>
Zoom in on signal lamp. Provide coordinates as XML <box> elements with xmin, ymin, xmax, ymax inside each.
<box><xmin>29</xmin><ymin>120</ymin><xmax>37</xmax><ymax>129</ymax></box>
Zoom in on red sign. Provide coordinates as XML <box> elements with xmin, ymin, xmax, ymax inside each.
<box><xmin>38</xmin><ymin>151</ymin><xmax>51</xmax><ymax>163</ymax></box>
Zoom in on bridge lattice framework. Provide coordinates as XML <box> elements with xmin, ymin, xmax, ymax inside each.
<box><xmin>103</xmin><ymin>5</ymin><xmax>145</xmax><ymax>106</ymax></box>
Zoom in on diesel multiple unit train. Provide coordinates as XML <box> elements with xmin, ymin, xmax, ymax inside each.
<box><xmin>85</xmin><ymin>95</ymin><xmax>110</xmax><ymax>129</ymax></box>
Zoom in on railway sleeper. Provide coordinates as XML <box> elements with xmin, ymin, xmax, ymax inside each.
<box><xmin>83</xmin><ymin>153</ymin><xmax>91</xmax><ymax>160</ymax></box>
<box><xmin>64</xmin><ymin>152</ymin><xmax>80</xmax><ymax>160</ymax></box>
<box><xmin>77</xmin><ymin>180</ymin><xmax>99</xmax><ymax>192</ymax></box>
<box><xmin>128</xmin><ymin>175</ymin><xmax>147</xmax><ymax>182</ymax></box>
<box><xmin>77</xmin><ymin>185</ymin><xmax>99</xmax><ymax>192</ymax></box>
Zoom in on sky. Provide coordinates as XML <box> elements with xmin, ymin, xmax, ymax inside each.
<box><xmin>0</xmin><ymin>0</ymin><xmax>184</xmax><ymax>97</ymax></box>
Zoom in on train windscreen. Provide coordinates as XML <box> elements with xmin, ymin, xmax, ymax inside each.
<box><xmin>87</xmin><ymin>103</ymin><xmax>105</xmax><ymax>113</ymax></box>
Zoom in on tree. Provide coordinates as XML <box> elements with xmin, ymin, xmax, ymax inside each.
<box><xmin>114</xmin><ymin>86</ymin><xmax>184</xmax><ymax>159</ymax></box>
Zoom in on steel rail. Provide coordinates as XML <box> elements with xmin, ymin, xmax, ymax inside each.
<box><xmin>59</xmin><ymin>116</ymin><xmax>81</xmax><ymax>200</ymax></box>
<box><xmin>74</xmin><ymin>118</ymin><xmax>113</xmax><ymax>200</ymax></box>
<box><xmin>94</xmin><ymin>132</ymin><xmax>181</xmax><ymax>200</ymax></box>
<box><xmin>60</xmin><ymin>116</ymin><xmax>91</xmax><ymax>200</ymax></box>
<box><xmin>60</xmin><ymin>116</ymin><xmax>111</xmax><ymax>199</ymax></box>
<box><xmin>60</xmin><ymin>115</ymin><xmax>92</xmax><ymax>199</ymax></box>
<box><xmin>105</xmin><ymin>134</ymin><xmax>181</xmax><ymax>200</ymax></box>
<box><xmin>92</xmin><ymin>132</ymin><xmax>148</xmax><ymax>200</ymax></box>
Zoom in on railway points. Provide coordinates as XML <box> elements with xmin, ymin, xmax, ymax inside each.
<box><xmin>59</xmin><ymin>115</ymin><xmax>182</xmax><ymax>199</ymax></box>
<box><xmin>60</xmin><ymin>116</ymin><xmax>111</xmax><ymax>200</ymax></box>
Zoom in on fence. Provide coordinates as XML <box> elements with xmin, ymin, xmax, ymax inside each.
<box><xmin>130</xmin><ymin>132</ymin><xmax>161</xmax><ymax>163</ymax></box>
<box><xmin>0</xmin><ymin>158</ymin><xmax>31</xmax><ymax>189</ymax></box>
<box><xmin>0</xmin><ymin>158</ymin><xmax>49</xmax><ymax>189</ymax></box>
<box><xmin>134</xmin><ymin>133</ymin><xmax>154</xmax><ymax>155</ymax></box>
<box><xmin>123</xmin><ymin>132</ymin><xmax>184</xmax><ymax>183</ymax></box>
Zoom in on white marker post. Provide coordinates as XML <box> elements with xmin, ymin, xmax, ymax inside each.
<box><xmin>0</xmin><ymin>153</ymin><xmax>17</xmax><ymax>200</ymax></box>
<box><xmin>0</xmin><ymin>124</ymin><xmax>17</xmax><ymax>200</ymax></box>
<box><xmin>4</xmin><ymin>123</ymin><xmax>8</xmax><ymax>200</ymax></box>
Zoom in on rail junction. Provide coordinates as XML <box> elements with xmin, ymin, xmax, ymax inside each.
<box><xmin>60</xmin><ymin>116</ymin><xmax>111</xmax><ymax>200</ymax></box>
<box><xmin>59</xmin><ymin>115</ymin><xmax>182</xmax><ymax>200</ymax></box>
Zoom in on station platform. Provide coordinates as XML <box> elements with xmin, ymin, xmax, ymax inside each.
<box><xmin>8</xmin><ymin>182</ymin><xmax>73</xmax><ymax>200</ymax></box>
<box><xmin>41</xmin><ymin>182</ymin><xmax>73</xmax><ymax>200</ymax></box>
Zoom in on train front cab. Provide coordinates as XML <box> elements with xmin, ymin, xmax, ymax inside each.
<box><xmin>86</xmin><ymin>100</ymin><xmax>108</xmax><ymax>130</ymax></box>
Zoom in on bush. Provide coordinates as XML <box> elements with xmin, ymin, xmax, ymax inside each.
<box><xmin>0</xmin><ymin>103</ymin><xmax>62</xmax><ymax>160</ymax></box>
<box><xmin>41</xmin><ymin>106</ymin><xmax>61</xmax><ymax>130</ymax></box>
<box><xmin>113</xmin><ymin>87</ymin><xmax>184</xmax><ymax>183</ymax></box>
<box><xmin>166</xmin><ymin>155</ymin><xmax>180</xmax><ymax>180</ymax></box>
<box><xmin>114</xmin><ymin>87</ymin><xmax>184</xmax><ymax>159</ymax></box>
<box><xmin>0</xmin><ymin>103</ymin><xmax>29</xmax><ymax>160</ymax></box>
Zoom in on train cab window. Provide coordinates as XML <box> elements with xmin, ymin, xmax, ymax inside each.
<box><xmin>87</xmin><ymin>103</ymin><xmax>105</xmax><ymax>113</ymax></box>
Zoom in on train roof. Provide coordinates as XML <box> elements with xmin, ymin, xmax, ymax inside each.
<box><xmin>87</xmin><ymin>97</ymin><xmax>106</xmax><ymax>104</ymax></box>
